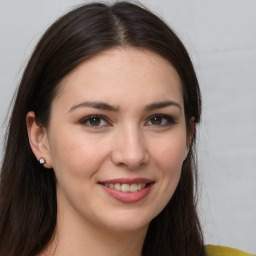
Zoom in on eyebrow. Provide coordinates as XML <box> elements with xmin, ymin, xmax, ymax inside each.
<box><xmin>68</xmin><ymin>100</ymin><xmax>181</xmax><ymax>113</ymax></box>
<box><xmin>144</xmin><ymin>101</ymin><xmax>182</xmax><ymax>111</ymax></box>
<box><xmin>69</xmin><ymin>101</ymin><xmax>119</xmax><ymax>112</ymax></box>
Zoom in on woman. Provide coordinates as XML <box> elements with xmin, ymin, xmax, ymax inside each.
<box><xmin>0</xmin><ymin>2</ymin><xmax>253</xmax><ymax>256</ymax></box>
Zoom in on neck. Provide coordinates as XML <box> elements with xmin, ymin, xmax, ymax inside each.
<box><xmin>42</xmin><ymin>209</ymin><xmax>148</xmax><ymax>256</ymax></box>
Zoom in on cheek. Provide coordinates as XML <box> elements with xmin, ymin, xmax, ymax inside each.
<box><xmin>48</xmin><ymin>133</ymin><xmax>108</xmax><ymax>204</ymax></box>
<box><xmin>151</xmin><ymin>133</ymin><xmax>187</xmax><ymax>192</ymax></box>
<box><xmin>152</xmin><ymin>134</ymin><xmax>188</xmax><ymax>170</ymax></box>
<box><xmin>48</xmin><ymin>131</ymin><xmax>108</xmax><ymax>179</ymax></box>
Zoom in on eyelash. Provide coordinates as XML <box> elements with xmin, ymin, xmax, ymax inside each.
<box><xmin>146</xmin><ymin>114</ymin><xmax>176</xmax><ymax>127</ymax></box>
<box><xmin>79</xmin><ymin>115</ymin><xmax>110</xmax><ymax>128</ymax></box>
<box><xmin>79</xmin><ymin>114</ymin><xmax>175</xmax><ymax>128</ymax></box>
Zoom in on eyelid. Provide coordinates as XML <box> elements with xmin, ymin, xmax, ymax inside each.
<box><xmin>79</xmin><ymin>115</ymin><xmax>111</xmax><ymax>128</ymax></box>
<box><xmin>145</xmin><ymin>114</ymin><xmax>176</xmax><ymax>126</ymax></box>
<box><xmin>79</xmin><ymin>113</ymin><xmax>175</xmax><ymax>128</ymax></box>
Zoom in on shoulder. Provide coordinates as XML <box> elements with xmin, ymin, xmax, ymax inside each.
<box><xmin>206</xmin><ymin>244</ymin><xmax>255</xmax><ymax>256</ymax></box>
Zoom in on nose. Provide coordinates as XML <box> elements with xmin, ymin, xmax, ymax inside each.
<box><xmin>111</xmin><ymin>125</ymin><xmax>149</xmax><ymax>170</ymax></box>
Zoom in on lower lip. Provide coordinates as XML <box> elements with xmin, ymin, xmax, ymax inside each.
<box><xmin>100</xmin><ymin>183</ymin><xmax>153</xmax><ymax>203</ymax></box>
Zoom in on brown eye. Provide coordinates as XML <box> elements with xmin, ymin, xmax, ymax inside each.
<box><xmin>150</xmin><ymin>116</ymin><xmax>163</xmax><ymax>125</ymax></box>
<box><xmin>146</xmin><ymin>114</ymin><xmax>175</xmax><ymax>127</ymax></box>
<box><xmin>80</xmin><ymin>115</ymin><xmax>109</xmax><ymax>128</ymax></box>
<box><xmin>89</xmin><ymin>117</ymin><xmax>101</xmax><ymax>126</ymax></box>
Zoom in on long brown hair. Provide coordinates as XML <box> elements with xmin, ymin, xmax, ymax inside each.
<box><xmin>0</xmin><ymin>2</ymin><xmax>204</xmax><ymax>256</ymax></box>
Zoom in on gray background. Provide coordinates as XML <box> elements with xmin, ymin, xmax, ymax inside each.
<box><xmin>0</xmin><ymin>0</ymin><xmax>255</xmax><ymax>253</ymax></box>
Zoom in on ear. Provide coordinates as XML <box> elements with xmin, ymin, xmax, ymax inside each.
<box><xmin>186</xmin><ymin>117</ymin><xmax>195</xmax><ymax>155</ymax></box>
<box><xmin>26</xmin><ymin>111</ymin><xmax>52</xmax><ymax>169</ymax></box>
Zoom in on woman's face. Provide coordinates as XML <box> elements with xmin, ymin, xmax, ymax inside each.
<box><xmin>44</xmin><ymin>47</ymin><xmax>190</xmax><ymax>233</ymax></box>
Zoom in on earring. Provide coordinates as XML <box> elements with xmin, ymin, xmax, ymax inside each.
<box><xmin>39</xmin><ymin>157</ymin><xmax>46</xmax><ymax>165</ymax></box>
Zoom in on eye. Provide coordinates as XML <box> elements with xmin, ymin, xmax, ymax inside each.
<box><xmin>146</xmin><ymin>114</ymin><xmax>175</xmax><ymax>127</ymax></box>
<box><xmin>80</xmin><ymin>115</ymin><xmax>110</xmax><ymax>128</ymax></box>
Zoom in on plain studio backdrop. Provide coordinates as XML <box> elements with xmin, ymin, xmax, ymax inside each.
<box><xmin>0</xmin><ymin>0</ymin><xmax>255</xmax><ymax>253</ymax></box>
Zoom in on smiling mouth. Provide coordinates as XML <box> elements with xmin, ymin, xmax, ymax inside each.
<box><xmin>103</xmin><ymin>183</ymin><xmax>147</xmax><ymax>192</ymax></box>
<box><xmin>99</xmin><ymin>179</ymin><xmax>154</xmax><ymax>203</ymax></box>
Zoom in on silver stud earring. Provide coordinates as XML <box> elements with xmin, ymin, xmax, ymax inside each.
<box><xmin>39</xmin><ymin>157</ymin><xmax>46</xmax><ymax>165</ymax></box>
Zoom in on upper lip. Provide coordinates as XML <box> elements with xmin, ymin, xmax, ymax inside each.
<box><xmin>99</xmin><ymin>178</ymin><xmax>154</xmax><ymax>185</ymax></box>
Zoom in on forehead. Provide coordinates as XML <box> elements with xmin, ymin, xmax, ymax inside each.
<box><xmin>54</xmin><ymin>47</ymin><xmax>183</xmax><ymax>111</ymax></box>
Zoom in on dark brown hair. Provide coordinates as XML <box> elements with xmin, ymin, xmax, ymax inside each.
<box><xmin>0</xmin><ymin>2</ymin><xmax>204</xmax><ymax>256</ymax></box>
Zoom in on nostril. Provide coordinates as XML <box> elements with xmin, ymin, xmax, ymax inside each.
<box><xmin>110</xmin><ymin>133</ymin><xmax>149</xmax><ymax>169</ymax></box>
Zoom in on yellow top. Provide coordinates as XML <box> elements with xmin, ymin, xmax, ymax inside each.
<box><xmin>206</xmin><ymin>245</ymin><xmax>255</xmax><ymax>256</ymax></box>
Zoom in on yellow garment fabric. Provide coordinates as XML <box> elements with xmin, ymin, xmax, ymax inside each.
<box><xmin>206</xmin><ymin>245</ymin><xmax>255</xmax><ymax>256</ymax></box>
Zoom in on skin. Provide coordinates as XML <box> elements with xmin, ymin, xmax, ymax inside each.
<box><xmin>27</xmin><ymin>47</ymin><xmax>192</xmax><ymax>256</ymax></box>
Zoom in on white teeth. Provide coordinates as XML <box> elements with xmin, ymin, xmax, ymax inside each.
<box><xmin>114</xmin><ymin>183</ymin><xmax>121</xmax><ymax>191</ymax></box>
<box><xmin>121</xmin><ymin>184</ymin><xmax>130</xmax><ymax>192</ymax></box>
<box><xmin>104</xmin><ymin>183</ymin><xmax>147</xmax><ymax>192</ymax></box>
<box><xmin>129</xmin><ymin>184</ymin><xmax>138</xmax><ymax>192</ymax></box>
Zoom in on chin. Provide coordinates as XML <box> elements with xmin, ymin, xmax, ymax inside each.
<box><xmin>97</xmin><ymin>208</ymin><xmax>157</xmax><ymax>234</ymax></box>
